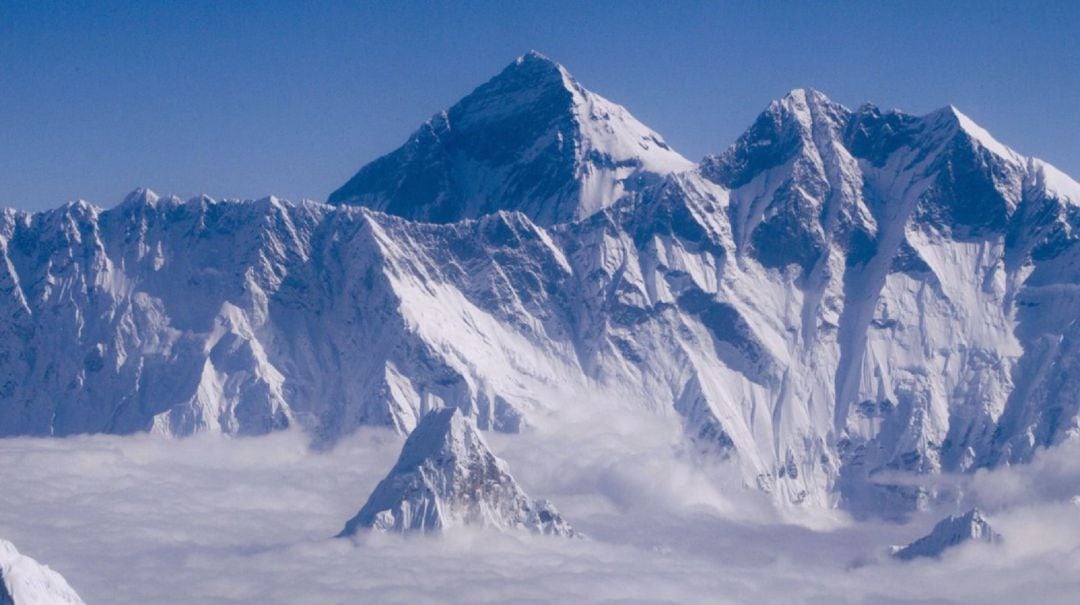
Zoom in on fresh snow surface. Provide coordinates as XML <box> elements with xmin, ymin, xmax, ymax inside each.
<box><xmin>339</xmin><ymin>407</ymin><xmax>575</xmax><ymax>536</ymax></box>
<box><xmin>2</xmin><ymin>61</ymin><xmax>1080</xmax><ymax>522</ymax></box>
<box><xmin>0</xmin><ymin>540</ymin><xmax>84</xmax><ymax>605</ymax></box>
<box><xmin>1030</xmin><ymin>157</ymin><xmax>1080</xmax><ymax>206</ymax></box>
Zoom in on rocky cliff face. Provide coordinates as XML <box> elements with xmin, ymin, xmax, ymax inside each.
<box><xmin>2</xmin><ymin>54</ymin><xmax>1079</xmax><ymax>518</ymax></box>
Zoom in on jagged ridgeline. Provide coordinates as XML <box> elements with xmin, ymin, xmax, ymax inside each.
<box><xmin>2</xmin><ymin>52</ymin><xmax>1079</xmax><ymax>518</ymax></box>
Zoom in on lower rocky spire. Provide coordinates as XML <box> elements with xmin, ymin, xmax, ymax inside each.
<box><xmin>338</xmin><ymin>407</ymin><xmax>576</xmax><ymax>537</ymax></box>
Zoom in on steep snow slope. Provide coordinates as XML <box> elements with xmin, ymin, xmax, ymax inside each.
<box><xmin>2</xmin><ymin>64</ymin><xmax>1079</xmax><ymax>518</ymax></box>
<box><xmin>328</xmin><ymin>51</ymin><xmax>693</xmax><ymax>225</ymax></box>
<box><xmin>339</xmin><ymin>407</ymin><xmax>575</xmax><ymax>536</ymax></box>
<box><xmin>682</xmin><ymin>89</ymin><xmax>1080</xmax><ymax>514</ymax></box>
<box><xmin>0</xmin><ymin>192</ymin><xmax>592</xmax><ymax>440</ymax></box>
<box><xmin>0</xmin><ymin>540</ymin><xmax>85</xmax><ymax>605</ymax></box>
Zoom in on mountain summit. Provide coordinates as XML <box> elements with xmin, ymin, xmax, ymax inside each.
<box><xmin>328</xmin><ymin>51</ymin><xmax>692</xmax><ymax>225</ymax></box>
<box><xmin>338</xmin><ymin>407</ymin><xmax>575</xmax><ymax>536</ymax></box>
<box><xmin>0</xmin><ymin>539</ymin><xmax>85</xmax><ymax>605</ymax></box>
<box><xmin>3</xmin><ymin>57</ymin><xmax>1080</xmax><ymax>519</ymax></box>
<box><xmin>891</xmin><ymin>509</ymin><xmax>1001</xmax><ymax>560</ymax></box>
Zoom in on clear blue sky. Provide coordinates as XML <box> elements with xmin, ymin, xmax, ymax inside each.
<box><xmin>1</xmin><ymin>1</ymin><xmax>1077</xmax><ymax>211</ymax></box>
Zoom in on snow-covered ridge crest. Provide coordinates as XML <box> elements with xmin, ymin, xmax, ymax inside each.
<box><xmin>0</xmin><ymin>191</ymin><xmax>590</xmax><ymax>440</ymax></box>
<box><xmin>3</xmin><ymin>64</ymin><xmax>1080</xmax><ymax>520</ymax></box>
<box><xmin>947</xmin><ymin>105</ymin><xmax>1022</xmax><ymax>163</ymax></box>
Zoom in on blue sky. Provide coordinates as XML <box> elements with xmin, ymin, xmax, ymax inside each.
<box><xmin>1</xmin><ymin>0</ymin><xmax>1077</xmax><ymax>210</ymax></box>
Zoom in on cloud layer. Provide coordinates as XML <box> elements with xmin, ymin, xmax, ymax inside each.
<box><xmin>1</xmin><ymin>418</ymin><xmax>1078</xmax><ymax>604</ymax></box>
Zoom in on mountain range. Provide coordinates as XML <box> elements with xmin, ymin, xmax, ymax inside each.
<box><xmin>2</xmin><ymin>51</ymin><xmax>1078</xmax><ymax>517</ymax></box>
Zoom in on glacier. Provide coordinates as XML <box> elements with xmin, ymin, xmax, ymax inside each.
<box><xmin>1</xmin><ymin>53</ymin><xmax>1079</xmax><ymax>518</ymax></box>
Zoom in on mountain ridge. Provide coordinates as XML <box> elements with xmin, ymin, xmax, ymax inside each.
<box><xmin>2</xmin><ymin>54</ymin><xmax>1079</xmax><ymax>518</ymax></box>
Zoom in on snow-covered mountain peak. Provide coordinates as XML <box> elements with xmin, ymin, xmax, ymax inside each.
<box><xmin>120</xmin><ymin>187</ymin><xmax>161</xmax><ymax>208</ymax></box>
<box><xmin>943</xmin><ymin>105</ymin><xmax>1022</xmax><ymax>162</ymax></box>
<box><xmin>517</xmin><ymin>49</ymin><xmax>557</xmax><ymax>65</ymax></box>
<box><xmin>339</xmin><ymin>407</ymin><xmax>576</xmax><ymax>536</ymax></box>
<box><xmin>891</xmin><ymin>509</ymin><xmax>1002</xmax><ymax>560</ymax></box>
<box><xmin>775</xmin><ymin>87</ymin><xmax>847</xmax><ymax>121</ymax></box>
<box><xmin>763</xmin><ymin>88</ymin><xmax>850</xmax><ymax>135</ymax></box>
<box><xmin>0</xmin><ymin>539</ymin><xmax>86</xmax><ymax>605</ymax></box>
<box><xmin>328</xmin><ymin>52</ymin><xmax>691</xmax><ymax>226</ymax></box>
<box><xmin>59</xmin><ymin>198</ymin><xmax>100</xmax><ymax>217</ymax></box>
<box><xmin>701</xmin><ymin>87</ymin><xmax>852</xmax><ymax>190</ymax></box>
<box><xmin>386</xmin><ymin>407</ymin><xmax>475</xmax><ymax>472</ymax></box>
<box><xmin>4</xmin><ymin>75</ymin><xmax>1080</xmax><ymax>526</ymax></box>
<box><xmin>496</xmin><ymin>49</ymin><xmax>568</xmax><ymax>86</ymax></box>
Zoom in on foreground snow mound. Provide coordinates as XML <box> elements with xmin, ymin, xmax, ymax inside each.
<box><xmin>338</xmin><ymin>408</ymin><xmax>575</xmax><ymax>537</ymax></box>
<box><xmin>891</xmin><ymin>509</ymin><xmax>1001</xmax><ymax>560</ymax></box>
<box><xmin>0</xmin><ymin>540</ymin><xmax>85</xmax><ymax>605</ymax></box>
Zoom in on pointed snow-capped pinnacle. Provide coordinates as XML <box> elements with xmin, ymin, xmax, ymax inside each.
<box><xmin>119</xmin><ymin>187</ymin><xmax>161</xmax><ymax>208</ymax></box>
<box><xmin>944</xmin><ymin>105</ymin><xmax>1027</xmax><ymax>165</ymax></box>
<box><xmin>0</xmin><ymin>539</ymin><xmax>86</xmax><ymax>605</ymax></box>
<box><xmin>701</xmin><ymin>87</ymin><xmax>851</xmax><ymax>188</ymax></box>
<box><xmin>328</xmin><ymin>52</ymin><xmax>692</xmax><ymax>226</ymax></box>
<box><xmin>338</xmin><ymin>407</ymin><xmax>576</xmax><ymax>537</ymax></box>
<box><xmin>776</xmin><ymin>87</ymin><xmax>846</xmax><ymax>119</ymax></box>
<box><xmin>891</xmin><ymin>509</ymin><xmax>1002</xmax><ymax>561</ymax></box>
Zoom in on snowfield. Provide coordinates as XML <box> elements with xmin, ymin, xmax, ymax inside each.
<box><xmin>2</xmin><ymin>50</ymin><xmax>1080</xmax><ymax>603</ymax></box>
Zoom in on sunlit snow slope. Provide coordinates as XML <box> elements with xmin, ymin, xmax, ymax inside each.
<box><xmin>0</xmin><ymin>540</ymin><xmax>85</xmax><ymax>605</ymax></box>
<box><xmin>2</xmin><ymin>54</ymin><xmax>1078</xmax><ymax>517</ymax></box>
